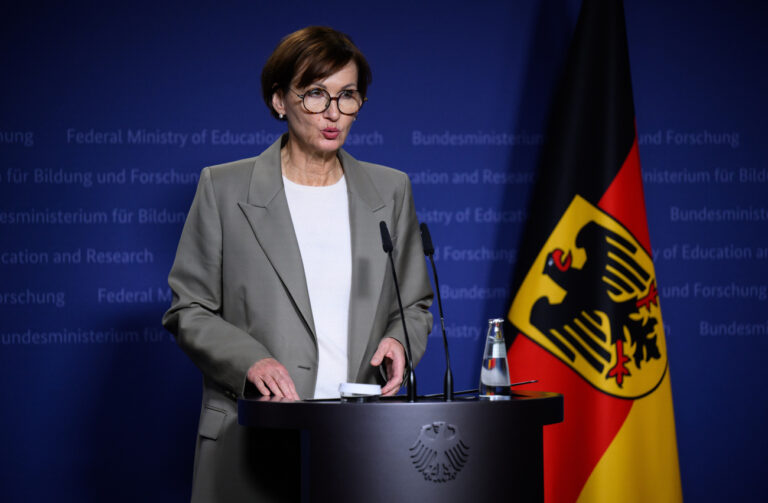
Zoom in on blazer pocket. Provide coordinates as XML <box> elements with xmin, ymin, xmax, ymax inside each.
<box><xmin>198</xmin><ymin>405</ymin><xmax>227</xmax><ymax>440</ymax></box>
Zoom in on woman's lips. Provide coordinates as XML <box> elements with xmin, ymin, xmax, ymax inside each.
<box><xmin>322</xmin><ymin>128</ymin><xmax>340</xmax><ymax>140</ymax></box>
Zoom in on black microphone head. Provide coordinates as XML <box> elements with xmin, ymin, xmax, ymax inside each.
<box><xmin>419</xmin><ymin>222</ymin><xmax>434</xmax><ymax>256</ymax></box>
<box><xmin>379</xmin><ymin>221</ymin><xmax>393</xmax><ymax>253</ymax></box>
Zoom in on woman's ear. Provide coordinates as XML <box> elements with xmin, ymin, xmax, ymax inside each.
<box><xmin>271</xmin><ymin>90</ymin><xmax>286</xmax><ymax>117</ymax></box>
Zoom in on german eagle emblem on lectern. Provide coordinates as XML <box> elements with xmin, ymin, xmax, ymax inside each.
<box><xmin>510</xmin><ymin>196</ymin><xmax>667</xmax><ymax>398</ymax></box>
<box><xmin>409</xmin><ymin>421</ymin><xmax>469</xmax><ymax>482</ymax></box>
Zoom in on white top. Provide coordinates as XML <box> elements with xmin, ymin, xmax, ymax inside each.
<box><xmin>283</xmin><ymin>174</ymin><xmax>352</xmax><ymax>399</ymax></box>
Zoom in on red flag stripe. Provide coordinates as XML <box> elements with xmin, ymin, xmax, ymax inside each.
<box><xmin>597</xmin><ymin>131</ymin><xmax>652</xmax><ymax>255</ymax></box>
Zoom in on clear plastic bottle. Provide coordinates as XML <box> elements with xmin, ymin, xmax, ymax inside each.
<box><xmin>479</xmin><ymin>318</ymin><xmax>511</xmax><ymax>400</ymax></box>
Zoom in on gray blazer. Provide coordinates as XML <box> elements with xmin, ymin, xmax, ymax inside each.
<box><xmin>162</xmin><ymin>136</ymin><xmax>433</xmax><ymax>502</ymax></box>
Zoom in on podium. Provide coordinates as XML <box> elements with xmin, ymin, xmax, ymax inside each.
<box><xmin>239</xmin><ymin>390</ymin><xmax>563</xmax><ymax>502</ymax></box>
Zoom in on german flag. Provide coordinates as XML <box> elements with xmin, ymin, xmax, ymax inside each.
<box><xmin>506</xmin><ymin>1</ymin><xmax>683</xmax><ymax>501</ymax></box>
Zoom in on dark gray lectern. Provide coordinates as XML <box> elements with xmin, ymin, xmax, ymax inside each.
<box><xmin>239</xmin><ymin>391</ymin><xmax>562</xmax><ymax>502</ymax></box>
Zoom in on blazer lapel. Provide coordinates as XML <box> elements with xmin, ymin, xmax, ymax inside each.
<box><xmin>341</xmin><ymin>149</ymin><xmax>393</xmax><ymax>380</ymax></box>
<box><xmin>237</xmin><ymin>138</ymin><xmax>316</xmax><ymax>338</ymax></box>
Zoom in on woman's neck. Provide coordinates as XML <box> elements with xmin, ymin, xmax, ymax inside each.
<box><xmin>280</xmin><ymin>139</ymin><xmax>343</xmax><ymax>187</ymax></box>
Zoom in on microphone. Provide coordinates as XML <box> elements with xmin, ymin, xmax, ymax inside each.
<box><xmin>419</xmin><ymin>222</ymin><xmax>454</xmax><ymax>401</ymax></box>
<box><xmin>379</xmin><ymin>221</ymin><xmax>417</xmax><ymax>402</ymax></box>
<box><xmin>379</xmin><ymin>221</ymin><xmax>393</xmax><ymax>253</ymax></box>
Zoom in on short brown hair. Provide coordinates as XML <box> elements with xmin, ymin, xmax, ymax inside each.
<box><xmin>261</xmin><ymin>26</ymin><xmax>372</xmax><ymax>120</ymax></box>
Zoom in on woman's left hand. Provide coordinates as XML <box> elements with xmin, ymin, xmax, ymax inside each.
<box><xmin>370</xmin><ymin>337</ymin><xmax>406</xmax><ymax>396</ymax></box>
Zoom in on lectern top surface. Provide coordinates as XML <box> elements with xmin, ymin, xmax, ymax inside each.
<box><xmin>238</xmin><ymin>390</ymin><xmax>564</xmax><ymax>429</ymax></box>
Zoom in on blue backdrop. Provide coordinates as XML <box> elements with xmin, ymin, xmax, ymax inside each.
<box><xmin>1</xmin><ymin>1</ymin><xmax>766</xmax><ymax>501</ymax></box>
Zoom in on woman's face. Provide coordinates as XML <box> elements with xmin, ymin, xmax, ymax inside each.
<box><xmin>273</xmin><ymin>61</ymin><xmax>359</xmax><ymax>157</ymax></box>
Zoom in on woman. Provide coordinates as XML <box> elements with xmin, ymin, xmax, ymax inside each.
<box><xmin>162</xmin><ymin>26</ymin><xmax>433</xmax><ymax>502</ymax></box>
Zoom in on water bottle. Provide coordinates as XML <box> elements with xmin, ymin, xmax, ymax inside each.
<box><xmin>479</xmin><ymin>318</ymin><xmax>511</xmax><ymax>400</ymax></box>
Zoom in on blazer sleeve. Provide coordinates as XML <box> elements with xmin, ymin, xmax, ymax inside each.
<box><xmin>380</xmin><ymin>174</ymin><xmax>434</xmax><ymax>366</ymax></box>
<box><xmin>162</xmin><ymin>167</ymin><xmax>273</xmax><ymax>397</ymax></box>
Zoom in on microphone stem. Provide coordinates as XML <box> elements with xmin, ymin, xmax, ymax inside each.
<box><xmin>387</xmin><ymin>251</ymin><xmax>417</xmax><ymax>402</ymax></box>
<box><xmin>429</xmin><ymin>254</ymin><xmax>454</xmax><ymax>401</ymax></box>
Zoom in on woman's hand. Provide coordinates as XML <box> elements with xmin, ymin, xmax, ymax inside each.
<box><xmin>370</xmin><ymin>337</ymin><xmax>406</xmax><ymax>396</ymax></box>
<box><xmin>246</xmin><ymin>358</ymin><xmax>300</xmax><ymax>400</ymax></box>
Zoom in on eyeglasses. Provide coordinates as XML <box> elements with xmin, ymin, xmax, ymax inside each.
<box><xmin>290</xmin><ymin>88</ymin><xmax>366</xmax><ymax>115</ymax></box>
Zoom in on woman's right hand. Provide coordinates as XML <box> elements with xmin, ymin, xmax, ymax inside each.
<box><xmin>246</xmin><ymin>358</ymin><xmax>300</xmax><ymax>400</ymax></box>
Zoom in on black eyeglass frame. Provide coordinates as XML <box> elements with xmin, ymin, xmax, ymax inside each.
<box><xmin>290</xmin><ymin>88</ymin><xmax>367</xmax><ymax>115</ymax></box>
